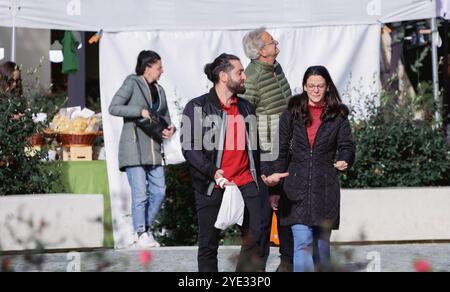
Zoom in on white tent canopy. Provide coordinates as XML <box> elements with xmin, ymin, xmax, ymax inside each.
<box><xmin>0</xmin><ymin>0</ymin><xmax>441</xmax><ymax>31</ymax></box>
<box><xmin>439</xmin><ymin>0</ymin><xmax>450</xmax><ymax>19</ymax></box>
<box><xmin>0</xmin><ymin>0</ymin><xmax>447</xmax><ymax>248</ymax></box>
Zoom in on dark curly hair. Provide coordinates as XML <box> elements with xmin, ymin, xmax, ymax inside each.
<box><xmin>204</xmin><ymin>53</ymin><xmax>240</xmax><ymax>84</ymax></box>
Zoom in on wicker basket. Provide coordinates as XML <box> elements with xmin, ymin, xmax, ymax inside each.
<box><xmin>43</xmin><ymin>129</ymin><xmax>57</xmax><ymax>139</ymax></box>
<box><xmin>58</xmin><ymin>132</ymin><xmax>102</xmax><ymax>147</ymax></box>
<box><xmin>29</xmin><ymin>134</ymin><xmax>45</xmax><ymax>146</ymax></box>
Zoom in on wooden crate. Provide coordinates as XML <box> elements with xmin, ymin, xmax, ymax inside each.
<box><xmin>63</xmin><ymin>146</ymin><xmax>93</xmax><ymax>161</ymax></box>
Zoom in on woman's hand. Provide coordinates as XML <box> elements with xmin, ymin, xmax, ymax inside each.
<box><xmin>334</xmin><ymin>161</ymin><xmax>348</xmax><ymax>171</ymax></box>
<box><xmin>163</xmin><ymin>126</ymin><xmax>176</xmax><ymax>140</ymax></box>
<box><xmin>261</xmin><ymin>173</ymin><xmax>289</xmax><ymax>187</ymax></box>
<box><xmin>141</xmin><ymin>109</ymin><xmax>150</xmax><ymax>119</ymax></box>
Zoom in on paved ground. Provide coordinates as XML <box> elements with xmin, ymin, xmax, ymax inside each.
<box><xmin>2</xmin><ymin>243</ymin><xmax>450</xmax><ymax>272</ymax></box>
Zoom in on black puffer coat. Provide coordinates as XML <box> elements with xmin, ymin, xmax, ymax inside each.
<box><xmin>274</xmin><ymin>109</ymin><xmax>355</xmax><ymax>229</ymax></box>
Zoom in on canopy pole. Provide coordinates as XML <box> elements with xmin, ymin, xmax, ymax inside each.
<box><xmin>431</xmin><ymin>17</ymin><xmax>441</xmax><ymax>123</ymax></box>
<box><xmin>10</xmin><ymin>0</ymin><xmax>17</xmax><ymax>62</ymax></box>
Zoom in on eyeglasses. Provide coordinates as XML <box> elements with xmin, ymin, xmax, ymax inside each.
<box><xmin>306</xmin><ymin>84</ymin><xmax>327</xmax><ymax>91</ymax></box>
<box><xmin>263</xmin><ymin>39</ymin><xmax>278</xmax><ymax>47</ymax></box>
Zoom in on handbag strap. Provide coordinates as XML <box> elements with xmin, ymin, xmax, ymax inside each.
<box><xmin>139</xmin><ymin>82</ymin><xmax>153</xmax><ymax>112</ymax></box>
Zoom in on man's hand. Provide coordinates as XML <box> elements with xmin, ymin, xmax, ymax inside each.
<box><xmin>214</xmin><ymin>169</ymin><xmax>234</xmax><ymax>188</ymax></box>
<box><xmin>270</xmin><ymin>195</ymin><xmax>280</xmax><ymax>211</ymax></box>
<box><xmin>261</xmin><ymin>173</ymin><xmax>289</xmax><ymax>187</ymax></box>
<box><xmin>162</xmin><ymin>126</ymin><xmax>176</xmax><ymax>140</ymax></box>
<box><xmin>214</xmin><ymin>169</ymin><xmax>224</xmax><ymax>180</ymax></box>
<box><xmin>334</xmin><ymin>161</ymin><xmax>348</xmax><ymax>171</ymax></box>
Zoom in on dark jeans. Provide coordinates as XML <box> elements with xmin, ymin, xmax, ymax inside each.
<box><xmin>267</xmin><ymin>184</ymin><xmax>294</xmax><ymax>270</ymax></box>
<box><xmin>195</xmin><ymin>182</ymin><xmax>265</xmax><ymax>272</ymax></box>
<box><xmin>260</xmin><ymin>161</ymin><xmax>294</xmax><ymax>271</ymax></box>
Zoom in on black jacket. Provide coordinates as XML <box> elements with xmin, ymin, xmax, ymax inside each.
<box><xmin>274</xmin><ymin>109</ymin><xmax>355</xmax><ymax>229</ymax></box>
<box><xmin>181</xmin><ymin>88</ymin><xmax>261</xmax><ymax>196</ymax></box>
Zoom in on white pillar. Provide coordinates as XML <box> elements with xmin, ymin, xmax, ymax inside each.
<box><xmin>10</xmin><ymin>0</ymin><xmax>17</xmax><ymax>62</ymax></box>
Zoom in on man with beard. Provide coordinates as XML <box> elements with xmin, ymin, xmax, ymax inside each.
<box><xmin>181</xmin><ymin>53</ymin><xmax>265</xmax><ymax>272</ymax></box>
<box><xmin>240</xmin><ymin>28</ymin><xmax>293</xmax><ymax>272</ymax></box>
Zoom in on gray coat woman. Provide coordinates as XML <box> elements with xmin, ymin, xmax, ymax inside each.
<box><xmin>109</xmin><ymin>50</ymin><xmax>175</xmax><ymax>248</ymax></box>
<box><xmin>110</xmin><ymin>74</ymin><xmax>172</xmax><ymax>170</ymax></box>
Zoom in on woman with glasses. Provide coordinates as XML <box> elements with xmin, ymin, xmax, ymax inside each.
<box><xmin>262</xmin><ymin>66</ymin><xmax>355</xmax><ymax>272</ymax></box>
<box><xmin>109</xmin><ymin>50</ymin><xmax>176</xmax><ymax>248</ymax></box>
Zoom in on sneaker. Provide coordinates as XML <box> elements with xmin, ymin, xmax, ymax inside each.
<box><xmin>136</xmin><ymin>233</ymin><xmax>154</xmax><ymax>249</ymax></box>
<box><xmin>146</xmin><ymin>232</ymin><xmax>161</xmax><ymax>248</ymax></box>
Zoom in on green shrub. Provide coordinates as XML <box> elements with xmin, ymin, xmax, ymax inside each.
<box><xmin>341</xmin><ymin>95</ymin><xmax>450</xmax><ymax>188</ymax></box>
<box><xmin>154</xmin><ymin>163</ymin><xmax>198</xmax><ymax>246</ymax></box>
<box><xmin>0</xmin><ymin>96</ymin><xmax>62</xmax><ymax>195</ymax></box>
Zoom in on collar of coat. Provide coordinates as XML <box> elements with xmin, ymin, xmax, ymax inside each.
<box><xmin>131</xmin><ymin>75</ymin><xmax>160</xmax><ymax>106</ymax></box>
<box><xmin>252</xmin><ymin>59</ymin><xmax>280</xmax><ymax>72</ymax></box>
<box><xmin>205</xmin><ymin>87</ymin><xmax>251</xmax><ymax>118</ymax></box>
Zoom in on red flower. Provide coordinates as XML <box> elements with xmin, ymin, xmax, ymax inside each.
<box><xmin>2</xmin><ymin>258</ymin><xmax>11</xmax><ymax>272</ymax></box>
<box><xmin>139</xmin><ymin>251</ymin><xmax>153</xmax><ymax>267</ymax></box>
<box><xmin>414</xmin><ymin>260</ymin><xmax>432</xmax><ymax>273</ymax></box>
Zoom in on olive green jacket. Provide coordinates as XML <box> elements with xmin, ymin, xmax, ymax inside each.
<box><xmin>239</xmin><ymin>60</ymin><xmax>292</xmax><ymax>152</ymax></box>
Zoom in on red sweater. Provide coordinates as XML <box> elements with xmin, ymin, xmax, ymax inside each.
<box><xmin>218</xmin><ymin>97</ymin><xmax>254</xmax><ymax>187</ymax></box>
<box><xmin>307</xmin><ymin>105</ymin><xmax>325</xmax><ymax>148</ymax></box>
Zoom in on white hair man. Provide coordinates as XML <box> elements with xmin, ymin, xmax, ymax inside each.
<box><xmin>240</xmin><ymin>27</ymin><xmax>293</xmax><ymax>272</ymax></box>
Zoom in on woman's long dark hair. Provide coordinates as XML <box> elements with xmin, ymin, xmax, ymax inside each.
<box><xmin>0</xmin><ymin>61</ymin><xmax>23</xmax><ymax>96</ymax></box>
<box><xmin>289</xmin><ymin>66</ymin><xmax>349</xmax><ymax>126</ymax></box>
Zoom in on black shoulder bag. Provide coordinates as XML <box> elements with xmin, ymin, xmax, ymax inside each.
<box><xmin>135</xmin><ymin>92</ymin><xmax>169</xmax><ymax>144</ymax></box>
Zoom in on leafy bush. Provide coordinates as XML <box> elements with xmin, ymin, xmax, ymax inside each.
<box><xmin>154</xmin><ymin>163</ymin><xmax>198</xmax><ymax>246</ymax></box>
<box><xmin>0</xmin><ymin>96</ymin><xmax>62</xmax><ymax>195</ymax></box>
<box><xmin>341</xmin><ymin>92</ymin><xmax>450</xmax><ymax>188</ymax></box>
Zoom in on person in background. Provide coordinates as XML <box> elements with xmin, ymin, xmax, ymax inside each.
<box><xmin>0</xmin><ymin>61</ymin><xmax>23</xmax><ymax>97</ymax></box>
<box><xmin>240</xmin><ymin>27</ymin><xmax>293</xmax><ymax>271</ymax></box>
<box><xmin>263</xmin><ymin>66</ymin><xmax>355</xmax><ymax>272</ymax></box>
<box><xmin>0</xmin><ymin>61</ymin><xmax>25</xmax><ymax>121</ymax></box>
<box><xmin>109</xmin><ymin>50</ymin><xmax>176</xmax><ymax>248</ymax></box>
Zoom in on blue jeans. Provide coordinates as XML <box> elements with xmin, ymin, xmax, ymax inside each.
<box><xmin>291</xmin><ymin>224</ymin><xmax>331</xmax><ymax>272</ymax></box>
<box><xmin>126</xmin><ymin>166</ymin><xmax>166</xmax><ymax>233</ymax></box>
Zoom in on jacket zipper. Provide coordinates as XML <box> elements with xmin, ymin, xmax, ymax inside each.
<box><xmin>142</xmin><ymin>77</ymin><xmax>158</xmax><ymax>163</ymax></box>
<box><xmin>304</xmin><ymin>120</ymin><xmax>325</xmax><ymax>223</ymax></box>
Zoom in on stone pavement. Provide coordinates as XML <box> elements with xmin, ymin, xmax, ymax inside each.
<box><xmin>2</xmin><ymin>243</ymin><xmax>450</xmax><ymax>272</ymax></box>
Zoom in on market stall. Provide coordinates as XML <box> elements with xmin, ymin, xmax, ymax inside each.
<box><xmin>0</xmin><ymin>0</ymin><xmax>447</xmax><ymax>248</ymax></box>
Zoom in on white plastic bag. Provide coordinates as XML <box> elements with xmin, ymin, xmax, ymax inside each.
<box><xmin>214</xmin><ymin>185</ymin><xmax>245</xmax><ymax>230</ymax></box>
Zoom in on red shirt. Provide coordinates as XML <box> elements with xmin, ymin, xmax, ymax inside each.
<box><xmin>307</xmin><ymin>105</ymin><xmax>325</xmax><ymax>148</ymax></box>
<box><xmin>218</xmin><ymin>97</ymin><xmax>254</xmax><ymax>187</ymax></box>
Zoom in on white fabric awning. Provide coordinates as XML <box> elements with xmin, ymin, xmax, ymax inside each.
<box><xmin>0</xmin><ymin>0</ymin><xmax>439</xmax><ymax>32</ymax></box>
<box><xmin>439</xmin><ymin>0</ymin><xmax>450</xmax><ymax>19</ymax></box>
